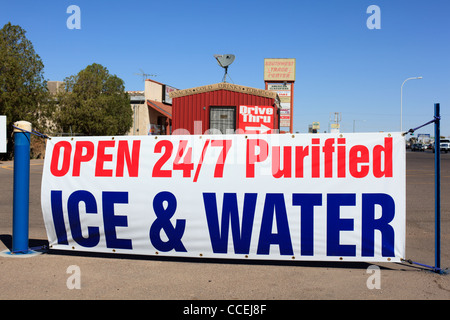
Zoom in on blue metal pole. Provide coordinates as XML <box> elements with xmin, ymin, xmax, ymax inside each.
<box><xmin>12</xmin><ymin>121</ymin><xmax>31</xmax><ymax>254</ymax></box>
<box><xmin>434</xmin><ymin>103</ymin><xmax>441</xmax><ymax>272</ymax></box>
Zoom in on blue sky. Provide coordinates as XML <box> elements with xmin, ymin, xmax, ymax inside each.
<box><xmin>1</xmin><ymin>0</ymin><xmax>449</xmax><ymax>136</ymax></box>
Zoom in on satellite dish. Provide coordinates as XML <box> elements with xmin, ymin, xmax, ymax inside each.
<box><xmin>214</xmin><ymin>54</ymin><xmax>235</xmax><ymax>68</ymax></box>
<box><xmin>214</xmin><ymin>54</ymin><xmax>235</xmax><ymax>82</ymax></box>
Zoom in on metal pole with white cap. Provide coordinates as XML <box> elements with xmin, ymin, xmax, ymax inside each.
<box><xmin>11</xmin><ymin>121</ymin><xmax>32</xmax><ymax>254</ymax></box>
<box><xmin>0</xmin><ymin>120</ymin><xmax>43</xmax><ymax>257</ymax></box>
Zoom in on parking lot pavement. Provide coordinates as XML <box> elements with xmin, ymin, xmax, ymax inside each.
<box><xmin>0</xmin><ymin>152</ymin><xmax>450</xmax><ymax>300</ymax></box>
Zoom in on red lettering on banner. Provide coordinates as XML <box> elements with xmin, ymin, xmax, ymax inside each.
<box><xmin>272</xmin><ymin>146</ymin><xmax>292</xmax><ymax>178</ymax></box>
<box><xmin>245</xmin><ymin>137</ymin><xmax>394</xmax><ymax>179</ymax></box>
<box><xmin>50</xmin><ymin>141</ymin><xmax>72</xmax><ymax>177</ymax></box>
<box><xmin>95</xmin><ymin>140</ymin><xmax>115</xmax><ymax>177</ymax></box>
<box><xmin>116</xmin><ymin>140</ymin><xmax>141</xmax><ymax>177</ymax></box>
<box><xmin>337</xmin><ymin>138</ymin><xmax>346</xmax><ymax>178</ymax></box>
<box><xmin>50</xmin><ymin>137</ymin><xmax>393</xmax><ymax>180</ymax></box>
<box><xmin>246</xmin><ymin>139</ymin><xmax>269</xmax><ymax>178</ymax></box>
<box><xmin>152</xmin><ymin>140</ymin><xmax>173</xmax><ymax>178</ymax></box>
<box><xmin>50</xmin><ymin>140</ymin><xmax>141</xmax><ymax>177</ymax></box>
<box><xmin>73</xmin><ymin>141</ymin><xmax>95</xmax><ymax>176</ymax></box>
<box><xmin>323</xmin><ymin>139</ymin><xmax>335</xmax><ymax>178</ymax></box>
<box><xmin>349</xmin><ymin>145</ymin><xmax>370</xmax><ymax>178</ymax></box>
<box><xmin>311</xmin><ymin>139</ymin><xmax>320</xmax><ymax>178</ymax></box>
<box><xmin>150</xmin><ymin>139</ymin><xmax>232</xmax><ymax>180</ymax></box>
<box><xmin>294</xmin><ymin>146</ymin><xmax>309</xmax><ymax>178</ymax></box>
<box><xmin>373</xmin><ymin>137</ymin><xmax>392</xmax><ymax>178</ymax></box>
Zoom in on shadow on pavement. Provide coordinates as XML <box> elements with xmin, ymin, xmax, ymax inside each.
<box><xmin>0</xmin><ymin>234</ymin><xmax>406</xmax><ymax>271</ymax></box>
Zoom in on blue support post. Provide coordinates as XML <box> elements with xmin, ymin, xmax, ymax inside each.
<box><xmin>0</xmin><ymin>121</ymin><xmax>44</xmax><ymax>257</ymax></box>
<box><xmin>401</xmin><ymin>104</ymin><xmax>446</xmax><ymax>274</ymax></box>
<box><xmin>12</xmin><ymin>121</ymin><xmax>32</xmax><ymax>254</ymax></box>
<box><xmin>434</xmin><ymin>103</ymin><xmax>441</xmax><ymax>273</ymax></box>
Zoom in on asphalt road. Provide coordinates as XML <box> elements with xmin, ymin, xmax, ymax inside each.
<box><xmin>0</xmin><ymin>150</ymin><xmax>450</xmax><ymax>301</ymax></box>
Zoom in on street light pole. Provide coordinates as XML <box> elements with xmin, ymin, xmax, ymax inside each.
<box><xmin>401</xmin><ymin>76</ymin><xmax>423</xmax><ymax>132</ymax></box>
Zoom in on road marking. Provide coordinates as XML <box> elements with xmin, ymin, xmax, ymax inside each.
<box><xmin>1</xmin><ymin>163</ymin><xmax>43</xmax><ymax>171</ymax></box>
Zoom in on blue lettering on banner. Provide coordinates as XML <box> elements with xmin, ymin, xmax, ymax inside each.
<box><xmin>49</xmin><ymin>190</ymin><xmax>397</xmax><ymax>258</ymax></box>
<box><xmin>362</xmin><ymin>193</ymin><xmax>395</xmax><ymax>257</ymax></box>
<box><xmin>327</xmin><ymin>194</ymin><xmax>356</xmax><ymax>257</ymax></box>
<box><xmin>257</xmin><ymin>194</ymin><xmax>293</xmax><ymax>255</ymax></box>
<box><xmin>203</xmin><ymin>193</ymin><xmax>257</xmax><ymax>254</ymax></box>
<box><xmin>67</xmin><ymin>190</ymin><xmax>100</xmax><ymax>248</ymax></box>
<box><xmin>51</xmin><ymin>190</ymin><xmax>68</xmax><ymax>245</ymax></box>
<box><xmin>149</xmin><ymin>191</ymin><xmax>187</xmax><ymax>252</ymax></box>
<box><xmin>103</xmin><ymin>192</ymin><xmax>132</xmax><ymax>249</ymax></box>
<box><xmin>204</xmin><ymin>193</ymin><xmax>297</xmax><ymax>256</ymax></box>
<box><xmin>50</xmin><ymin>190</ymin><xmax>132</xmax><ymax>249</ymax></box>
<box><xmin>202</xmin><ymin>192</ymin><xmax>396</xmax><ymax>257</ymax></box>
<box><xmin>292</xmin><ymin>193</ymin><xmax>322</xmax><ymax>256</ymax></box>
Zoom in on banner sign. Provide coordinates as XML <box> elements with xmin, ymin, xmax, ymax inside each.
<box><xmin>41</xmin><ymin>133</ymin><xmax>405</xmax><ymax>262</ymax></box>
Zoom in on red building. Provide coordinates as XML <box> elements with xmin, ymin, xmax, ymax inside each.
<box><xmin>169</xmin><ymin>83</ymin><xmax>281</xmax><ymax>135</ymax></box>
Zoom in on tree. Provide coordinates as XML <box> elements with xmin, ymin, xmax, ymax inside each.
<box><xmin>0</xmin><ymin>22</ymin><xmax>51</xmax><ymax>159</ymax></box>
<box><xmin>55</xmin><ymin>63</ymin><xmax>132</xmax><ymax>136</ymax></box>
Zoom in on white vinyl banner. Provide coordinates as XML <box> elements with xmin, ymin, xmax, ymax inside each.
<box><xmin>41</xmin><ymin>133</ymin><xmax>406</xmax><ymax>262</ymax></box>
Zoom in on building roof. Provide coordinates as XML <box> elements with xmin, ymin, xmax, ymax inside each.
<box><xmin>147</xmin><ymin>100</ymin><xmax>172</xmax><ymax>119</ymax></box>
<box><xmin>47</xmin><ymin>81</ymin><xmax>64</xmax><ymax>95</ymax></box>
<box><xmin>128</xmin><ymin>91</ymin><xmax>145</xmax><ymax>103</ymax></box>
<box><xmin>145</xmin><ymin>78</ymin><xmax>165</xmax><ymax>86</ymax></box>
<box><xmin>169</xmin><ymin>82</ymin><xmax>279</xmax><ymax>100</ymax></box>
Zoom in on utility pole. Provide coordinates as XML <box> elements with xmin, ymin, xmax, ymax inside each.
<box><xmin>329</xmin><ymin>112</ymin><xmax>341</xmax><ymax>133</ymax></box>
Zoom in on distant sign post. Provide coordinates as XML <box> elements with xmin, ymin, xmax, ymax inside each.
<box><xmin>0</xmin><ymin>116</ymin><xmax>6</xmax><ymax>153</ymax></box>
<box><xmin>264</xmin><ymin>58</ymin><xmax>296</xmax><ymax>133</ymax></box>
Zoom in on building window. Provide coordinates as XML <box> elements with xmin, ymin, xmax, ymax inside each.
<box><xmin>209</xmin><ymin>106</ymin><xmax>236</xmax><ymax>134</ymax></box>
<box><xmin>157</xmin><ymin>116</ymin><xmax>167</xmax><ymax>135</ymax></box>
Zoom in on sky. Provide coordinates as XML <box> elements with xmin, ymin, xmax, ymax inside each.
<box><xmin>1</xmin><ymin>0</ymin><xmax>449</xmax><ymax>136</ymax></box>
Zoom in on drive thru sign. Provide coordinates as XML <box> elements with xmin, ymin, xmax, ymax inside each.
<box><xmin>239</xmin><ymin>105</ymin><xmax>274</xmax><ymax>134</ymax></box>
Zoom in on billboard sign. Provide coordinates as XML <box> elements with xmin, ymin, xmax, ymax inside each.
<box><xmin>163</xmin><ymin>85</ymin><xmax>177</xmax><ymax>105</ymax></box>
<box><xmin>264</xmin><ymin>59</ymin><xmax>296</xmax><ymax>82</ymax></box>
<box><xmin>267</xmin><ymin>84</ymin><xmax>292</xmax><ymax>128</ymax></box>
